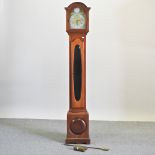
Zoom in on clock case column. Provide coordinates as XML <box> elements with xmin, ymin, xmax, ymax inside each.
<box><xmin>65</xmin><ymin>34</ymin><xmax>90</xmax><ymax>144</ymax></box>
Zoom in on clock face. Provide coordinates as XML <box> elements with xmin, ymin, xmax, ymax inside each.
<box><xmin>69</xmin><ymin>8</ymin><xmax>86</xmax><ymax>29</ymax></box>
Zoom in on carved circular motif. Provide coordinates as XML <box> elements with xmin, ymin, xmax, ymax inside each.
<box><xmin>70</xmin><ymin>118</ymin><xmax>86</xmax><ymax>134</ymax></box>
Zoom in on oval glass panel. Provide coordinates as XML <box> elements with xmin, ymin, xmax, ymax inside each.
<box><xmin>74</xmin><ymin>45</ymin><xmax>82</xmax><ymax>101</ymax></box>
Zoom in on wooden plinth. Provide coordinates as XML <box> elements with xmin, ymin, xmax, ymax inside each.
<box><xmin>65</xmin><ymin>110</ymin><xmax>90</xmax><ymax>144</ymax></box>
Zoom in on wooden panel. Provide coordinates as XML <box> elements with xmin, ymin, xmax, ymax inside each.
<box><xmin>70</xmin><ymin>38</ymin><xmax>85</xmax><ymax>109</ymax></box>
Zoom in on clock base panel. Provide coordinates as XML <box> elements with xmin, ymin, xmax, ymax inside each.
<box><xmin>66</xmin><ymin>110</ymin><xmax>90</xmax><ymax>144</ymax></box>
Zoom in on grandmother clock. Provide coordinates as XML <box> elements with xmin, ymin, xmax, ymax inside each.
<box><xmin>65</xmin><ymin>2</ymin><xmax>90</xmax><ymax>144</ymax></box>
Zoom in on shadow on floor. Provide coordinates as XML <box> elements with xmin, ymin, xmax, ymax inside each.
<box><xmin>0</xmin><ymin>120</ymin><xmax>66</xmax><ymax>143</ymax></box>
<box><xmin>28</xmin><ymin>128</ymin><xmax>66</xmax><ymax>143</ymax></box>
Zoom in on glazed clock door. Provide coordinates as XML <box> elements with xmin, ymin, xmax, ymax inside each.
<box><xmin>71</xmin><ymin>38</ymin><xmax>85</xmax><ymax>109</ymax></box>
<box><xmin>69</xmin><ymin>7</ymin><xmax>86</xmax><ymax>29</ymax></box>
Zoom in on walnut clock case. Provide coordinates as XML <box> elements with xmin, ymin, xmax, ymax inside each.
<box><xmin>65</xmin><ymin>2</ymin><xmax>90</xmax><ymax>144</ymax></box>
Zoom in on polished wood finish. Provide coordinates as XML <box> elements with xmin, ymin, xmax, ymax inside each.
<box><xmin>65</xmin><ymin>2</ymin><xmax>90</xmax><ymax>144</ymax></box>
<box><xmin>65</xmin><ymin>2</ymin><xmax>90</xmax><ymax>34</ymax></box>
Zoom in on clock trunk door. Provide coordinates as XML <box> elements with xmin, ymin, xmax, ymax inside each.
<box><xmin>74</xmin><ymin>44</ymin><xmax>82</xmax><ymax>101</ymax></box>
<box><xmin>71</xmin><ymin>38</ymin><xmax>85</xmax><ymax>109</ymax></box>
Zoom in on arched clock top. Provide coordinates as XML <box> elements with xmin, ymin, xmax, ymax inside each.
<box><xmin>65</xmin><ymin>2</ymin><xmax>90</xmax><ymax>34</ymax></box>
<box><xmin>65</xmin><ymin>2</ymin><xmax>90</xmax><ymax>12</ymax></box>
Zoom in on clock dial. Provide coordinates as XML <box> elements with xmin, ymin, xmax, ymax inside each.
<box><xmin>69</xmin><ymin>8</ymin><xmax>86</xmax><ymax>29</ymax></box>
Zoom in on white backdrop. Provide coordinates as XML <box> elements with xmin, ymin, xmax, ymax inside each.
<box><xmin>0</xmin><ymin>0</ymin><xmax>155</xmax><ymax>121</ymax></box>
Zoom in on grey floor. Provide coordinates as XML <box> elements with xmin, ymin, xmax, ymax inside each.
<box><xmin>0</xmin><ymin>119</ymin><xmax>155</xmax><ymax>155</ymax></box>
